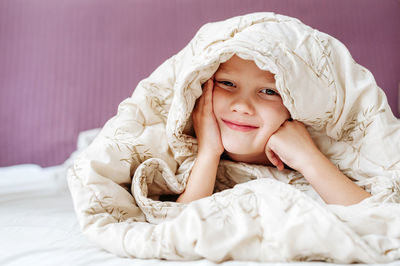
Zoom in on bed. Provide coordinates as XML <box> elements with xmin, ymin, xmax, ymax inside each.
<box><xmin>1</xmin><ymin>129</ymin><xmax>399</xmax><ymax>266</ymax></box>
<box><xmin>1</xmin><ymin>1</ymin><xmax>399</xmax><ymax>265</ymax></box>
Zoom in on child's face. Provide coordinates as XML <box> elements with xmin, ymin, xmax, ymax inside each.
<box><xmin>213</xmin><ymin>55</ymin><xmax>290</xmax><ymax>163</ymax></box>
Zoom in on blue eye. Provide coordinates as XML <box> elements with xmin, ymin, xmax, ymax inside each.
<box><xmin>217</xmin><ymin>81</ymin><xmax>235</xmax><ymax>87</ymax></box>
<box><xmin>260</xmin><ymin>88</ymin><xmax>278</xmax><ymax>96</ymax></box>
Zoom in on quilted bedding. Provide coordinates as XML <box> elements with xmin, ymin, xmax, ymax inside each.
<box><xmin>67</xmin><ymin>12</ymin><xmax>400</xmax><ymax>263</ymax></box>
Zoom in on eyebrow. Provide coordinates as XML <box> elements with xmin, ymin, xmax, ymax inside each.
<box><xmin>263</xmin><ymin>74</ymin><xmax>276</xmax><ymax>83</ymax></box>
<box><xmin>216</xmin><ymin>65</ymin><xmax>233</xmax><ymax>74</ymax></box>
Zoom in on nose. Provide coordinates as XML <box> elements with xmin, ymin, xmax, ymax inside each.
<box><xmin>230</xmin><ymin>95</ymin><xmax>254</xmax><ymax>115</ymax></box>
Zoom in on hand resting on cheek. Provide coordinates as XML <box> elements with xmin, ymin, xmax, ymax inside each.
<box><xmin>176</xmin><ymin>78</ymin><xmax>223</xmax><ymax>203</ymax></box>
<box><xmin>265</xmin><ymin>120</ymin><xmax>321</xmax><ymax>173</ymax></box>
<box><xmin>192</xmin><ymin>78</ymin><xmax>224</xmax><ymax>157</ymax></box>
<box><xmin>178</xmin><ymin>57</ymin><xmax>371</xmax><ymax>206</ymax></box>
<box><xmin>265</xmin><ymin>120</ymin><xmax>371</xmax><ymax>205</ymax></box>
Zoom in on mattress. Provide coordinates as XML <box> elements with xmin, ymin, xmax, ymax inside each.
<box><xmin>0</xmin><ymin>164</ymin><xmax>324</xmax><ymax>266</ymax></box>
<box><xmin>1</xmin><ymin>127</ymin><xmax>399</xmax><ymax>266</ymax></box>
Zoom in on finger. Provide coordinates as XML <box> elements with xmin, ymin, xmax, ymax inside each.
<box><xmin>195</xmin><ymin>82</ymin><xmax>208</xmax><ymax>111</ymax></box>
<box><xmin>271</xmin><ymin>152</ymin><xmax>284</xmax><ymax>171</ymax></box>
<box><xmin>194</xmin><ymin>80</ymin><xmax>213</xmax><ymax>120</ymax></box>
<box><xmin>193</xmin><ymin>98</ymin><xmax>202</xmax><ymax>116</ymax></box>
<box><xmin>203</xmin><ymin>79</ymin><xmax>214</xmax><ymax>113</ymax></box>
<box><xmin>275</xmin><ymin>158</ymin><xmax>284</xmax><ymax>171</ymax></box>
<box><xmin>265</xmin><ymin>147</ymin><xmax>278</xmax><ymax>166</ymax></box>
<box><xmin>201</xmin><ymin>79</ymin><xmax>212</xmax><ymax>96</ymax></box>
<box><xmin>265</xmin><ymin>146</ymin><xmax>284</xmax><ymax>171</ymax></box>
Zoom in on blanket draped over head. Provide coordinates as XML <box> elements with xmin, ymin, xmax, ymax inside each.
<box><xmin>67</xmin><ymin>12</ymin><xmax>400</xmax><ymax>263</ymax></box>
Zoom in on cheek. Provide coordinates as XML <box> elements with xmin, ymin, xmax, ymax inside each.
<box><xmin>280</xmin><ymin>106</ymin><xmax>291</xmax><ymax>120</ymax></box>
<box><xmin>271</xmin><ymin>98</ymin><xmax>290</xmax><ymax>119</ymax></box>
<box><xmin>212</xmin><ymin>89</ymin><xmax>226</xmax><ymax>115</ymax></box>
<box><xmin>273</xmin><ymin>99</ymin><xmax>290</xmax><ymax>120</ymax></box>
<box><xmin>278</xmin><ymin>99</ymin><xmax>291</xmax><ymax>119</ymax></box>
<box><xmin>259</xmin><ymin>103</ymin><xmax>290</xmax><ymax>126</ymax></box>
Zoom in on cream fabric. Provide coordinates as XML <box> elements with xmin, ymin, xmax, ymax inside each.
<box><xmin>67</xmin><ymin>12</ymin><xmax>400</xmax><ymax>263</ymax></box>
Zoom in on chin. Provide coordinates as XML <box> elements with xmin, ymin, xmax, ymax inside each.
<box><xmin>222</xmin><ymin>138</ymin><xmax>266</xmax><ymax>163</ymax></box>
<box><xmin>222</xmin><ymin>140</ymin><xmax>246</xmax><ymax>155</ymax></box>
<box><xmin>223</xmin><ymin>142</ymin><xmax>261</xmax><ymax>156</ymax></box>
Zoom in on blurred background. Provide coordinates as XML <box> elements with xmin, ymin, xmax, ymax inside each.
<box><xmin>0</xmin><ymin>0</ymin><xmax>399</xmax><ymax>167</ymax></box>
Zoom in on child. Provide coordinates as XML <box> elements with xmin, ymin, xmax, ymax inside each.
<box><xmin>177</xmin><ymin>55</ymin><xmax>371</xmax><ymax>205</ymax></box>
<box><xmin>67</xmin><ymin>12</ymin><xmax>400</xmax><ymax>262</ymax></box>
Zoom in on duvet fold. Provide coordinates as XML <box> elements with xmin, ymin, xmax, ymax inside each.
<box><xmin>67</xmin><ymin>12</ymin><xmax>400</xmax><ymax>263</ymax></box>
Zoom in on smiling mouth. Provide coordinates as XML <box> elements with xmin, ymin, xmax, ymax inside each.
<box><xmin>222</xmin><ymin>119</ymin><xmax>259</xmax><ymax>132</ymax></box>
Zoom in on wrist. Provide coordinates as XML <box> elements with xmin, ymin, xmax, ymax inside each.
<box><xmin>197</xmin><ymin>149</ymin><xmax>222</xmax><ymax>162</ymax></box>
<box><xmin>296</xmin><ymin>150</ymin><xmax>330</xmax><ymax>178</ymax></box>
<box><xmin>197</xmin><ymin>146</ymin><xmax>224</xmax><ymax>159</ymax></box>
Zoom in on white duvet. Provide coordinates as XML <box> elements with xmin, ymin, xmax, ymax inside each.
<box><xmin>67</xmin><ymin>12</ymin><xmax>400</xmax><ymax>263</ymax></box>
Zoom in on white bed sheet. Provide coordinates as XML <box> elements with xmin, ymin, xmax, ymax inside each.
<box><xmin>0</xmin><ymin>163</ymin><xmax>397</xmax><ymax>266</ymax></box>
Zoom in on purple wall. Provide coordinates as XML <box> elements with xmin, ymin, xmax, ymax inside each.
<box><xmin>0</xmin><ymin>0</ymin><xmax>399</xmax><ymax>167</ymax></box>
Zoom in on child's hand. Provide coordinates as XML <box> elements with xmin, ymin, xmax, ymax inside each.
<box><xmin>265</xmin><ymin>120</ymin><xmax>372</xmax><ymax>205</ymax></box>
<box><xmin>193</xmin><ymin>79</ymin><xmax>224</xmax><ymax>157</ymax></box>
<box><xmin>265</xmin><ymin>120</ymin><xmax>322</xmax><ymax>173</ymax></box>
